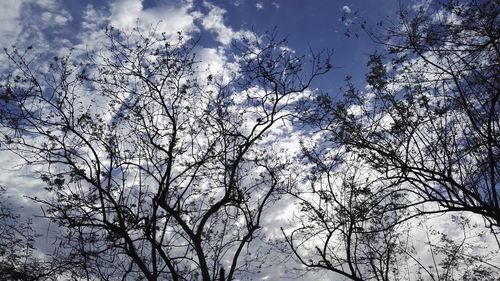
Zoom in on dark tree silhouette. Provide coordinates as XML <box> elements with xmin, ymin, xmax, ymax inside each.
<box><xmin>356</xmin><ymin>0</ymin><xmax>498</xmax><ymax>234</ymax></box>
<box><xmin>334</xmin><ymin>0</ymin><xmax>499</xmax><ymax>239</ymax></box>
<box><xmin>285</xmin><ymin>0</ymin><xmax>500</xmax><ymax>280</ymax></box>
<box><xmin>0</xmin><ymin>186</ymin><xmax>64</xmax><ymax>280</ymax></box>
<box><xmin>283</xmin><ymin>156</ymin><xmax>409</xmax><ymax>281</ymax></box>
<box><xmin>0</xmin><ymin>27</ymin><xmax>331</xmax><ymax>281</ymax></box>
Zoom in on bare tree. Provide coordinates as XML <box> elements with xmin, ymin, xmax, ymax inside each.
<box><xmin>0</xmin><ymin>26</ymin><xmax>331</xmax><ymax>281</ymax></box>
<box><xmin>336</xmin><ymin>0</ymin><xmax>499</xmax><ymax>238</ymax></box>
<box><xmin>0</xmin><ymin>186</ymin><xmax>64</xmax><ymax>281</ymax></box>
<box><xmin>284</xmin><ymin>145</ymin><xmax>500</xmax><ymax>280</ymax></box>
<box><xmin>282</xmin><ymin>143</ymin><xmax>416</xmax><ymax>280</ymax></box>
<box><xmin>284</xmin><ymin>0</ymin><xmax>500</xmax><ymax>280</ymax></box>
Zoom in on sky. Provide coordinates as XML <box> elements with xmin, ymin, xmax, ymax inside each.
<box><xmin>0</xmin><ymin>0</ymin><xmax>402</xmax><ymax>96</ymax></box>
<box><xmin>5</xmin><ymin>0</ymin><xmax>495</xmax><ymax>280</ymax></box>
<box><xmin>0</xmin><ymin>0</ymin><xmax>403</xmax><ymax>208</ymax></box>
<box><xmin>0</xmin><ymin>0</ymin><xmax>404</xmax><ymax>202</ymax></box>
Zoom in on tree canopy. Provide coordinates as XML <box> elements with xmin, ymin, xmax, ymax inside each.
<box><xmin>0</xmin><ymin>0</ymin><xmax>498</xmax><ymax>280</ymax></box>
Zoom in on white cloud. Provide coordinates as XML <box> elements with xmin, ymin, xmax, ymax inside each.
<box><xmin>109</xmin><ymin>0</ymin><xmax>143</xmax><ymax>28</ymax></box>
<box><xmin>0</xmin><ymin>0</ymin><xmax>74</xmax><ymax>70</ymax></box>
<box><xmin>0</xmin><ymin>0</ymin><xmax>26</xmax><ymax>48</ymax></box>
<box><xmin>41</xmin><ymin>10</ymin><xmax>72</xmax><ymax>26</ymax></box>
<box><xmin>341</xmin><ymin>5</ymin><xmax>351</xmax><ymax>14</ymax></box>
<box><xmin>201</xmin><ymin>1</ymin><xmax>257</xmax><ymax>45</ymax></box>
<box><xmin>81</xmin><ymin>4</ymin><xmax>104</xmax><ymax>31</ymax></box>
<box><xmin>1</xmin><ymin>0</ymin><xmax>252</xmax><ymax>54</ymax></box>
<box><xmin>35</xmin><ymin>0</ymin><xmax>58</xmax><ymax>9</ymax></box>
<box><xmin>201</xmin><ymin>1</ymin><xmax>234</xmax><ymax>45</ymax></box>
<box><xmin>109</xmin><ymin>0</ymin><xmax>200</xmax><ymax>40</ymax></box>
<box><xmin>255</xmin><ymin>2</ymin><xmax>264</xmax><ymax>10</ymax></box>
<box><xmin>271</xmin><ymin>2</ymin><xmax>280</xmax><ymax>9</ymax></box>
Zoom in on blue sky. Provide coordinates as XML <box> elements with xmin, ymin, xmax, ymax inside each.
<box><xmin>1</xmin><ymin>0</ymin><xmax>402</xmax><ymax>96</ymax></box>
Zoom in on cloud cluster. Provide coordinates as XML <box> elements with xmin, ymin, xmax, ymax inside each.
<box><xmin>110</xmin><ymin>0</ymin><xmax>201</xmax><ymax>39</ymax></box>
<box><xmin>0</xmin><ymin>0</ymin><xmax>73</xmax><ymax>68</ymax></box>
